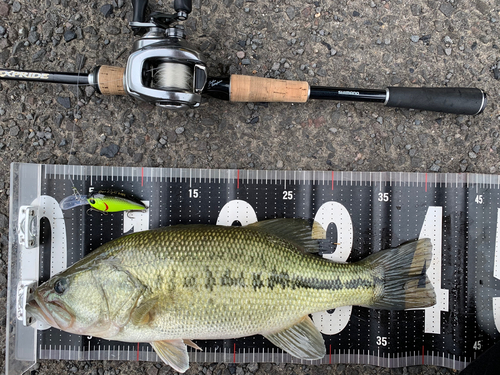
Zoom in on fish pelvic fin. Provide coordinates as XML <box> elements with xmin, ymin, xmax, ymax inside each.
<box><xmin>151</xmin><ymin>339</ymin><xmax>189</xmax><ymax>373</ymax></box>
<box><xmin>364</xmin><ymin>238</ymin><xmax>436</xmax><ymax>310</ymax></box>
<box><xmin>262</xmin><ymin>316</ymin><xmax>326</xmax><ymax>360</ymax></box>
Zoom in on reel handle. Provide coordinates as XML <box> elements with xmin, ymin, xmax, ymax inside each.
<box><xmin>131</xmin><ymin>0</ymin><xmax>148</xmax><ymax>24</ymax></box>
<box><xmin>174</xmin><ymin>0</ymin><xmax>192</xmax><ymax>15</ymax></box>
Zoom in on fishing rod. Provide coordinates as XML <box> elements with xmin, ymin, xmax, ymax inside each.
<box><xmin>0</xmin><ymin>0</ymin><xmax>487</xmax><ymax>115</ymax></box>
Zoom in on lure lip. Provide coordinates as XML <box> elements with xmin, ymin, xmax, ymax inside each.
<box><xmin>59</xmin><ymin>194</ymin><xmax>89</xmax><ymax>210</ymax></box>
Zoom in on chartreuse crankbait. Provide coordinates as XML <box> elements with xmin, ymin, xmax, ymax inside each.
<box><xmin>60</xmin><ymin>189</ymin><xmax>147</xmax><ymax>213</ymax></box>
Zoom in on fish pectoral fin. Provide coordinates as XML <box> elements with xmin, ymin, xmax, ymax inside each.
<box><xmin>183</xmin><ymin>339</ymin><xmax>203</xmax><ymax>351</ymax></box>
<box><xmin>130</xmin><ymin>297</ymin><xmax>159</xmax><ymax>326</ymax></box>
<box><xmin>263</xmin><ymin>316</ymin><xmax>325</xmax><ymax>360</ymax></box>
<box><xmin>151</xmin><ymin>340</ymin><xmax>189</xmax><ymax>373</ymax></box>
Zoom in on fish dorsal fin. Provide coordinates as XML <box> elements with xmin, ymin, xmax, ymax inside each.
<box><xmin>130</xmin><ymin>297</ymin><xmax>159</xmax><ymax>326</ymax></box>
<box><xmin>263</xmin><ymin>316</ymin><xmax>325</xmax><ymax>360</ymax></box>
<box><xmin>246</xmin><ymin>219</ymin><xmax>321</xmax><ymax>253</ymax></box>
<box><xmin>151</xmin><ymin>339</ymin><xmax>189</xmax><ymax>373</ymax></box>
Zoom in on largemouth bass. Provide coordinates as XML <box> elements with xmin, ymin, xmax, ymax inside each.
<box><xmin>27</xmin><ymin>219</ymin><xmax>436</xmax><ymax>372</ymax></box>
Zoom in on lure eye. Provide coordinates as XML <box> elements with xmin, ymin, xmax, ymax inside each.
<box><xmin>89</xmin><ymin>198</ymin><xmax>96</xmax><ymax>204</ymax></box>
<box><xmin>54</xmin><ymin>278</ymin><xmax>68</xmax><ymax>295</ymax></box>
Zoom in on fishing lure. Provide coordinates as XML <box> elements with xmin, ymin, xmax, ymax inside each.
<box><xmin>60</xmin><ymin>189</ymin><xmax>147</xmax><ymax>213</ymax></box>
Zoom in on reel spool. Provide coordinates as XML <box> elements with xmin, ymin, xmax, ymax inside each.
<box><xmin>153</xmin><ymin>61</ymin><xmax>193</xmax><ymax>92</ymax></box>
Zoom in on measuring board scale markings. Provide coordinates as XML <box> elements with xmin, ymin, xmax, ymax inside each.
<box><xmin>6</xmin><ymin>163</ymin><xmax>500</xmax><ymax>374</ymax></box>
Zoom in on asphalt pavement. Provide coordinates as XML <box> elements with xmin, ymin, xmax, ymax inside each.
<box><xmin>1</xmin><ymin>0</ymin><xmax>499</xmax><ymax>373</ymax></box>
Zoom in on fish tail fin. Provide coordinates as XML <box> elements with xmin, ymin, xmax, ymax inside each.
<box><xmin>364</xmin><ymin>238</ymin><xmax>436</xmax><ymax>310</ymax></box>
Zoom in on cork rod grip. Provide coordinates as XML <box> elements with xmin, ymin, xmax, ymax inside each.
<box><xmin>230</xmin><ymin>75</ymin><xmax>309</xmax><ymax>103</ymax></box>
<box><xmin>98</xmin><ymin>66</ymin><xmax>126</xmax><ymax>96</ymax></box>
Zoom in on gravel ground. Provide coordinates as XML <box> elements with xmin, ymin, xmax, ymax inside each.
<box><xmin>0</xmin><ymin>0</ymin><xmax>498</xmax><ymax>373</ymax></box>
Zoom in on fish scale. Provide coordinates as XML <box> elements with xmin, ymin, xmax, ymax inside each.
<box><xmin>88</xmin><ymin>225</ymin><xmax>381</xmax><ymax>341</ymax></box>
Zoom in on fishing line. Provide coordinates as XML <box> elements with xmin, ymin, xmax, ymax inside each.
<box><xmin>66</xmin><ymin>60</ymin><xmax>82</xmax><ymax>199</ymax></box>
<box><xmin>153</xmin><ymin>62</ymin><xmax>192</xmax><ymax>91</ymax></box>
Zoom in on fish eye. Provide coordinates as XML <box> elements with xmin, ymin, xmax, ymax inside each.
<box><xmin>54</xmin><ymin>278</ymin><xmax>69</xmax><ymax>295</ymax></box>
<box><xmin>89</xmin><ymin>198</ymin><xmax>96</xmax><ymax>204</ymax></box>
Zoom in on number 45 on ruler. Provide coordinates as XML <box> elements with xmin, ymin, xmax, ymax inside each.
<box><xmin>311</xmin><ymin>204</ymin><xmax>449</xmax><ymax>336</ymax></box>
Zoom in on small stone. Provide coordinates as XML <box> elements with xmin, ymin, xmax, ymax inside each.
<box><xmin>469</xmin><ymin>151</ymin><xmax>477</xmax><ymax>159</ymax></box>
<box><xmin>28</xmin><ymin>31</ymin><xmax>39</xmax><ymax>44</ymax></box>
<box><xmin>236</xmin><ymin>51</ymin><xmax>245</xmax><ymax>59</ymax></box>
<box><xmin>276</xmin><ymin>160</ymin><xmax>284</xmax><ymax>168</ymax></box>
<box><xmin>54</xmin><ymin>113</ymin><xmax>64</xmax><ymax>127</ymax></box>
<box><xmin>133</xmin><ymin>153</ymin><xmax>143</xmax><ymax>163</ymax></box>
<box><xmin>105</xmin><ymin>25</ymin><xmax>120</xmax><ymax>35</ymax></box>
<box><xmin>247</xmin><ymin>363</ymin><xmax>258</xmax><ymax>372</ymax></box>
<box><xmin>175</xmin><ymin>127</ymin><xmax>185</xmax><ymax>134</ymax></box>
<box><xmin>445</xmin><ymin>48</ymin><xmax>452</xmax><ymax>55</ymax></box>
<box><xmin>285</xmin><ymin>6</ymin><xmax>295</xmax><ymax>20</ymax></box>
<box><xmin>271</xmin><ymin>62</ymin><xmax>280</xmax><ymax>71</ymax></box>
<box><xmin>12</xmin><ymin>1</ymin><xmax>21</xmax><ymax>13</ymax></box>
<box><xmin>410</xmin><ymin>35</ymin><xmax>419</xmax><ymax>43</ymax></box>
<box><xmin>85</xmin><ymin>86</ymin><xmax>95</xmax><ymax>97</ymax></box>
<box><xmin>37</xmin><ymin>151</ymin><xmax>52</xmax><ymax>161</ymax></box>
<box><xmin>9</xmin><ymin>125</ymin><xmax>20</xmax><ymax>136</ymax></box>
<box><xmin>56</xmin><ymin>96</ymin><xmax>71</xmax><ymax>109</ymax></box>
<box><xmin>352</xmin><ymin>10</ymin><xmax>360</xmax><ymax>17</ymax></box>
<box><xmin>100</xmin><ymin>143</ymin><xmax>120</xmax><ymax>158</ymax></box>
<box><xmin>100</xmin><ymin>4</ymin><xmax>114</xmax><ymax>17</ymax></box>
<box><xmin>64</xmin><ymin>30</ymin><xmax>77</xmax><ymax>42</ymax></box>
<box><xmin>241</xmin><ymin>58</ymin><xmax>251</xmax><ymax>65</ymax></box>
<box><xmin>493</xmin><ymin>66</ymin><xmax>500</xmax><ymax>80</ymax></box>
<box><xmin>59</xmin><ymin>139</ymin><xmax>67</xmax><ymax>147</ymax></box>
<box><xmin>472</xmin><ymin>145</ymin><xmax>480</xmax><ymax>153</ymax></box>
<box><xmin>429</xmin><ymin>163</ymin><xmax>440</xmax><ymax>172</ymax></box>
<box><xmin>410</xmin><ymin>4</ymin><xmax>421</xmax><ymax>15</ymax></box>
<box><xmin>32</xmin><ymin>48</ymin><xmax>46</xmax><ymax>62</ymax></box>
<box><xmin>439</xmin><ymin>2</ymin><xmax>455</xmax><ymax>17</ymax></box>
<box><xmin>0</xmin><ymin>3</ymin><xmax>9</xmax><ymax>17</ymax></box>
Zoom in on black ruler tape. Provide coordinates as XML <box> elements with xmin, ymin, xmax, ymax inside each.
<box><xmin>35</xmin><ymin>166</ymin><xmax>500</xmax><ymax>370</ymax></box>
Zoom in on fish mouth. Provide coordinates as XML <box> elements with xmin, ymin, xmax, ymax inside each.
<box><xmin>26</xmin><ymin>287</ymin><xmax>74</xmax><ymax>330</ymax></box>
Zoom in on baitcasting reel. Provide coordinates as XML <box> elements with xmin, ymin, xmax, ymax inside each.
<box><xmin>96</xmin><ymin>0</ymin><xmax>207</xmax><ymax>109</ymax></box>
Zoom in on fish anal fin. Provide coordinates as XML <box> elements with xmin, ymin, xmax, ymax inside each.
<box><xmin>263</xmin><ymin>316</ymin><xmax>325</xmax><ymax>360</ymax></box>
<box><xmin>131</xmin><ymin>297</ymin><xmax>159</xmax><ymax>326</ymax></box>
<box><xmin>183</xmin><ymin>339</ymin><xmax>203</xmax><ymax>351</ymax></box>
<box><xmin>151</xmin><ymin>339</ymin><xmax>189</xmax><ymax>373</ymax></box>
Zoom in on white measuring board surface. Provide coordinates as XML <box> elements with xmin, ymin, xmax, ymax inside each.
<box><xmin>6</xmin><ymin>163</ymin><xmax>500</xmax><ymax>374</ymax></box>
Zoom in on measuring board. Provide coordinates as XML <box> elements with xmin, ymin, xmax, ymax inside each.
<box><xmin>6</xmin><ymin>162</ymin><xmax>500</xmax><ymax>375</ymax></box>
